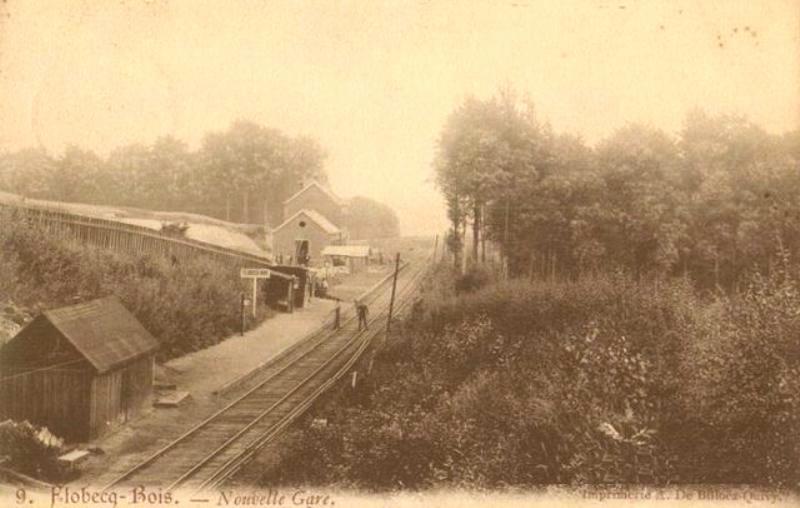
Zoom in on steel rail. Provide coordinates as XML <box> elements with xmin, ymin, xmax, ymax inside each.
<box><xmin>213</xmin><ymin>261</ymin><xmax>408</xmax><ymax>396</ymax></box>
<box><xmin>173</xmin><ymin>314</ymin><xmax>376</xmax><ymax>491</ymax></box>
<box><xmin>186</xmin><ymin>263</ymin><xmax>427</xmax><ymax>491</ymax></box>
<box><xmin>195</xmin><ymin>262</ymin><xmax>430</xmax><ymax>491</ymax></box>
<box><xmin>102</xmin><ymin>260</ymin><xmax>416</xmax><ymax>491</ymax></box>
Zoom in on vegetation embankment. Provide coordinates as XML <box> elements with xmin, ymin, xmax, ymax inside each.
<box><xmin>0</xmin><ymin>211</ymin><xmax>268</xmax><ymax>360</ymax></box>
<box><xmin>248</xmin><ymin>263</ymin><xmax>798</xmax><ymax>490</ymax></box>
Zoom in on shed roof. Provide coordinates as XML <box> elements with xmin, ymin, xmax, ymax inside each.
<box><xmin>283</xmin><ymin>181</ymin><xmax>345</xmax><ymax>207</ymax></box>
<box><xmin>321</xmin><ymin>245</ymin><xmax>371</xmax><ymax>257</ymax></box>
<box><xmin>37</xmin><ymin>296</ymin><xmax>159</xmax><ymax>373</ymax></box>
<box><xmin>274</xmin><ymin>209</ymin><xmax>341</xmax><ymax>235</ymax></box>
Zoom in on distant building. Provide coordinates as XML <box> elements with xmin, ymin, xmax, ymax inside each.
<box><xmin>273</xmin><ymin>180</ymin><xmax>381</xmax><ymax>269</ymax></box>
<box><xmin>0</xmin><ymin>296</ymin><xmax>158</xmax><ymax>442</ymax></box>
<box><xmin>321</xmin><ymin>245</ymin><xmax>371</xmax><ymax>273</ymax></box>
<box><xmin>282</xmin><ymin>180</ymin><xmax>345</xmax><ymax>227</ymax></box>
<box><xmin>272</xmin><ymin>209</ymin><xmax>343</xmax><ymax>264</ymax></box>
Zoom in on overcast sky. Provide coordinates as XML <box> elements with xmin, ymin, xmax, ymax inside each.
<box><xmin>1</xmin><ymin>0</ymin><xmax>798</xmax><ymax>235</ymax></box>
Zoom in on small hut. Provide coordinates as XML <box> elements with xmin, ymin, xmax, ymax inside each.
<box><xmin>321</xmin><ymin>245</ymin><xmax>371</xmax><ymax>273</ymax></box>
<box><xmin>0</xmin><ymin>296</ymin><xmax>158</xmax><ymax>442</ymax></box>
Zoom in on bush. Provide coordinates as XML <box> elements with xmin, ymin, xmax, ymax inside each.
<box><xmin>454</xmin><ymin>265</ymin><xmax>495</xmax><ymax>294</ymax></box>
<box><xmin>0</xmin><ymin>420</ymin><xmax>67</xmax><ymax>482</ymax></box>
<box><xmin>259</xmin><ymin>268</ymin><xmax>799</xmax><ymax>490</ymax></box>
<box><xmin>672</xmin><ymin>266</ymin><xmax>800</xmax><ymax>485</ymax></box>
<box><xmin>0</xmin><ymin>212</ymin><xmax>270</xmax><ymax>360</ymax></box>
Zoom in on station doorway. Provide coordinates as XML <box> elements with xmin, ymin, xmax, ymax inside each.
<box><xmin>294</xmin><ymin>239</ymin><xmax>310</xmax><ymax>266</ymax></box>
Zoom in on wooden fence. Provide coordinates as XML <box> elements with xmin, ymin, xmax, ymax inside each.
<box><xmin>0</xmin><ymin>201</ymin><xmax>314</xmax><ymax>309</ymax></box>
<box><xmin>0</xmin><ymin>202</ymin><xmax>278</xmax><ymax>271</ymax></box>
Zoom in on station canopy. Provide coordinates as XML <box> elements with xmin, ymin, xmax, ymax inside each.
<box><xmin>321</xmin><ymin>245</ymin><xmax>371</xmax><ymax>258</ymax></box>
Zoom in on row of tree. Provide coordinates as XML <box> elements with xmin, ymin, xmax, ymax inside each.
<box><xmin>345</xmin><ymin>196</ymin><xmax>400</xmax><ymax>240</ymax></box>
<box><xmin>435</xmin><ymin>90</ymin><xmax>800</xmax><ymax>289</ymax></box>
<box><xmin>0</xmin><ymin>121</ymin><xmax>327</xmax><ymax>225</ymax></box>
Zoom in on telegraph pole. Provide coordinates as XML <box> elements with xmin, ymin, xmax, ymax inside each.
<box><xmin>386</xmin><ymin>252</ymin><xmax>401</xmax><ymax>333</ymax></box>
<box><xmin>503</xmin><ymin>198</ymin><xmax>510</xmax><ymax>279</ymax></box>
<box><xmin>240</xmin><ymin>293</ymin><xmax>246</xmax><ymax>336</ymax></box>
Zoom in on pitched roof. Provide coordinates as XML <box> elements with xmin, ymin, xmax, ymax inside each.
<box><xmin>321</xmin><ymin>245</ymin><xmax>371</xmax><ymax>257</ymax></box>
<box><xmin>40</xmin><ymin>296</ymin><xmax>159</xmax><ymax>373</ymax></box>
<box><xmin>282</xmin><ymin>181</ymin><xmax>345</xmax><ymax>207</ymax></box>
<box><xmin>274</xmin><ymin>209</ymin><xmax>341</xmax><ymax>235</ymax></box>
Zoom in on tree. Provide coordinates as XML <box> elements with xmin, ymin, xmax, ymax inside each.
<box><xmin>198</xmin><ymin>122</ymin><xmax>327</xmax><ymax>224</ymax></box>
<box><xmin>344</xmin><ymin>196</ymin><xmax>400</xmax><ymax>240</ymax></box>
<box><xmin>594</xmin><ymin>124</ymin><xmax>683</xmax><ymax>276</ymax></box>
<box><xmin>52</xmin><ymin>146</ymin><xmax>103</xmax><ymax>203</ymax></box>
<box><xmin>266</xmin><ymin>134</ymin><xmax>327</xmax><ymax>227</ymax></box>
<box><xmin>148</xmin><ymin>136</ymin><xmax>194</xmax><ymax>210</ymax></box>
<box><xmin>680</xmin><ymin>110</ymin><xmax>779</xmax><ymax>287</ymax></box>
<box><xmin>198</xmin><ymin>131</ymin><xmax>240</xmax><ymax>221</ymax></box>
<box><xmin>435</xmin><ymin>90</ymin><xmax>546</xmax><ymax>271</ymax></box>
<box><xmin>0</xmin><ymin>148</ymin><xmax>56</xmax><ymax>199</ymax></box>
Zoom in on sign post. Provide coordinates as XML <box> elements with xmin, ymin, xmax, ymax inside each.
<box><xmin>240</xmin><ymin>268</ymin><xmax>272</xmax><ymax>318</ymax></box>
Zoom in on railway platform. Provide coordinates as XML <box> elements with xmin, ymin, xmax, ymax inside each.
<box><xmin>159</xmin><ymin>297</ymin><xmax>339</xmax><ymax>397</ymax></box>
<box><xmin>75</xmin><ymin>297</ymin><xmax>338</xmax><ymax>486</ymax></box>
<box><xmin>73</xmin><ymin>260</ymin><xmax>415</xmax><ymax>488</ymax></box>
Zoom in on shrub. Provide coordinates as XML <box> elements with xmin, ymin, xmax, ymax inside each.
<box><xmin>454</xmin><ymin>264</ymin><xmax>495</xmax><ymax>294</ymax></box>
<box><xmin>0</xmin><ymin>211</ymin><xmax>270</xmax><ymax>360</ymax></box>
<box><xmin>260</xmin><ymin>268</ymin><xmax>799</xmax><ymax>490</ymax></box>
<box><xmin>673</xmin><ymin>266</ymin><xmax>800</xmax><ymax>485</ymax></box>
<box><xmin>0</xmin><ymin>420</ymin><xmax>67</xmax><ymax>482</ymax></box>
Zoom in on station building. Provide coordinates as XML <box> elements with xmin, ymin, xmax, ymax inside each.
<box><xmin>282</xmin><ymin>180</ymin><xmax>345</xmax><ymax>228</ymax></box>
<box><xmin>272</xmin><ymin>209</ymin><xmax>344</xmax><ymax>264</ymax></box>
<box><xmin>272</xmin><ymin>181</ymin><xmax>347</xmax><ymax>265</ymax></box>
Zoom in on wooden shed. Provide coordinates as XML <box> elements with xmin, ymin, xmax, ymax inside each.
<box><xmin>0</xmin><ymin>296</ymin><xmax>158</xmax><ymax>442</ymax></box>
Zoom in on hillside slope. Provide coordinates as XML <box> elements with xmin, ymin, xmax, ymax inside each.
<box><xmin>239</xmin><ymin>265</ymin><xmax>799</xmax><ymax>490</ymax></box>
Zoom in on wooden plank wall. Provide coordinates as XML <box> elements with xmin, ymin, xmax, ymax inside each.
<box><xmin>89</xmin><ymin>355</ymin><xmax>153</xmax><ymax>440</ymax></box>
<box><xmin>0</xmin><ymin>203</ymin><xmax>274</xmax><ymax>271</ymax></box>
<box><xmin>125</xmin><ymin>355</ymin><xmax>154</xmax><ymax>420</ymax></box>
<box><xmin>1</xmin><ymin>203</ymin><xmax>309</xmax><ymax>307</ymax></box>
<box><xmin>0</xmin><ymin>365</ymin><xmax>92</xmax><ymax>442</ymax></box>
<box><xmin>90</xmin><ymin>368</ymin><xmax>121</xmax><ymax>440</ymax></box>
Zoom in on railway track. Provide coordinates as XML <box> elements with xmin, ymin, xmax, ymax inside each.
<box><xmin>103</xmin><ymin>257</ymin><xmax>429</xmax><ymax>493</ymax></box>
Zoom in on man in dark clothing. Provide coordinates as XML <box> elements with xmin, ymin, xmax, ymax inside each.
<box><xmin>356</xmin><ymin>300</ymin><xmax>369</xmax><ymax>331</ymax></box>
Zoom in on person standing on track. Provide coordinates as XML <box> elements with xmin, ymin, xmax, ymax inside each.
<box><xmin>356</xmin><ymin>299</ymin><xmax>369</xmax><ymax>331</ymax></box>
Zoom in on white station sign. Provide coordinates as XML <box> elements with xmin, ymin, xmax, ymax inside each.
<box><xmin>240</xmin><ymin>268</ymin><xmax>271</xmax><ymax>318</ymax></box>
<box><xmin>240</xmin><ymin>268</ymin><xmax>272</xmax><ymax>278</ymax></box>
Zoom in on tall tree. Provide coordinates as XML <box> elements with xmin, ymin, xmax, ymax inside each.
<box><xmin>435</xmin><ymin>91</ymin><xmax>545</xmax><ymax>270</ymax></box>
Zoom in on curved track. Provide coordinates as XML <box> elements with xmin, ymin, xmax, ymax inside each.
<box><xmin>104</xmin><ymin>257</ymin><xmax>429</xmax><ymax>493</ymax></box>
